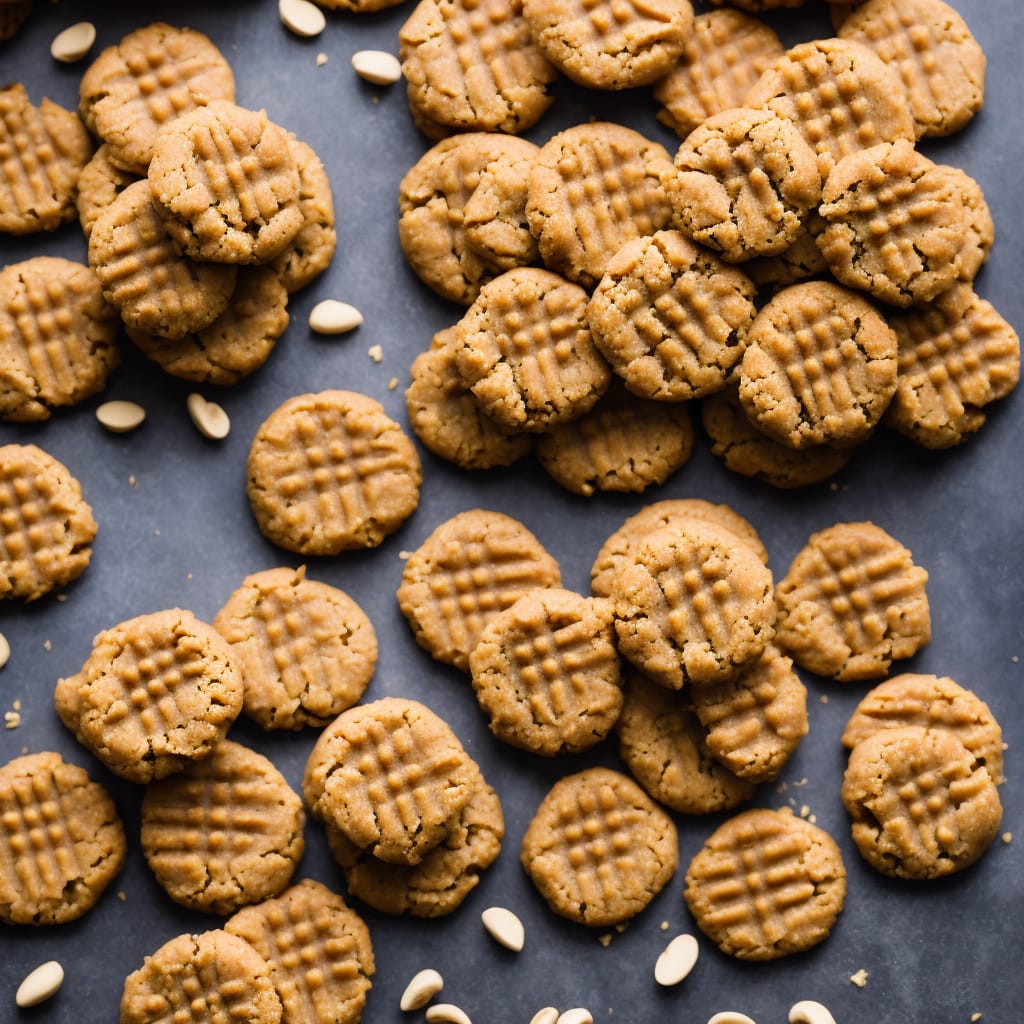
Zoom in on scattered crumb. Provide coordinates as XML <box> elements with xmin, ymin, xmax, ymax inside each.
<box><xmin>798</xmin><ymin>778</ymin><xmax>807</xmax><ymax>786</ymax></box>
<box><xmin>372</xmin><ymin>95</ymin><xmax>379</xmax><ymax>104</ymax></box>
<box><xmin>849</xmin><ymin>969</ymin><xmax>869</xmax><ymax>988</ymax></box>
<box><xmin>316</xmin><ymin>52</ymin><xmax>328</xmax><ymax>67</ymax></box>
<box><xmin>129</xmin><ymin>474</ymin><xmax>137</xmax><ymax>487</ymax></box>
<box><xmin>820</xmin><ymin>694</ymin><xmax>829</xmax><ymax>704</ymax></box>
<box><xmin>388</xmin><ymin>377</ymin><xmax>399</xmax><ymax>391</ymax></box>
<box><xmin>598</xmin><ymin>933</ymin><xmax>612</xmax><ymax>947</ymax></box>
<box><xmin>615</xmin><ymin>923</ymin><xmax>628</xmax><ymax>934</ymax></box>
<box><xmin>808</xmin><ymin>814</ymin><xmax>817</xmax><ymax>824</ymax></box>
<box><xmin>4</xmin><ymin>711</ymin><xmax>21</xmax><ymax>730</ymax></box>
<box><xmin>187</xmin><ymin>573</ymin><xmax>193</xmax><ymax>580</ymax></box>
<box><xmin>829</xmin><ymin>482</ymin><xmax>839</xmax><ymax>492</ymax></box>
<box><xmin>43</xmin><ymin>640</ymin><xmax>52</xmax><ymax>652</ymax></box>
<box><xmin>971</xmin><ymin>1014</ymin><xmax>983</xmax><ymax>1022</ymax></box>
<box><xmin>660</xmin><ymin>920</ymin><xmax>669</xmax><ymax>931</ymax></box>
<box><xmin>368</xmin><ymin>344</ymin><xmax>384</xmax><ymax>363</ymax></box>
<box><xmin>1012</xmin><ymin>655</ymin><xmax>1019</xmax><ymax>664</ymax></box>
<box><xmin>56</xmin><ymin>593</ymin><xmax>67</xmax><ymax>603</ymax></box>
<box><xmin>118</xmin><ymin>890</ymin><xmax>127</xmax><ymax>902</ymax></box>
<box><xmin>399</xmin><ymin>550</ymin><xmax>412</xmax><ymax>560</ymax></box>
<box><xmin>1002</xmin><ymin>832</ymin><xmax>1012</xmax><ymax>844</ymax></box>
<box><xmin>776</xmin><ymin>781</ymin><xmax>788</xmax><ymax>794</ymax></box>
<box><xmin>13</xmin><ymin>699</ymin><xmax>21</xmax><ymax>711</ymax></box>
<box><xmin>20</xmin><ymin>745</ymin><xmax>27</xmax><ymax>755</ymax></box>
<box><xmin>800</xmin><ymin>804</ymin><xmax>810</xmax><ymax>818</ymax></box>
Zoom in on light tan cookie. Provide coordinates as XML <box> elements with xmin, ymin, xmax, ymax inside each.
<box><xmin>398</xmin><ymin>133</ymin><xmax>540</xmax><ymax>306</ymax></box>
<box><xmin>520</xmin><ymin>766</ymin><xmax>678</xmax><ymax>927</ymax></box>
<box><xmin>526</xmin><ymin>122</ymin><xmax>675</xmax><ymax>288</ymax></box>
<box><xmin>79</xmin><ymin>23</ymin><xmax>236</xmax><ymax>173</ymax></box>
<box><xmin>397</xmin><ymin>509</ymin><xmax>562</xmax><ymax>671</ymax></box>
<box><xmin>469</xmin><ymin>588</ymin><xmax>623</xmax><ymax>755</ymax></box>
<box><xmin>247</xmin><ymin>390</ymin><xmax>422</xmax><ymax>554</ymax></box>
<box><xmin>737</xmin><ymin>281</ymin><xmax>898</xmax><ymax>449</ymax></box>
<box><xmin>141</xmin><ymin>740</ymin><xmax>304</xmax><ymax>914</ymax></box>
<box><xmin>0</xmin><ymin>83</ymin><xmax>92</xmax><ymax>234</ymax></box>
<box><xmin>616</xmin><ymin>672</ymin><xmax>756</xmax><ymax>814</ymax></box>
<box><xmin>0</xmin><ymin>444</ymin><xmax>97</xmax><ymax>602</ymax></box>
<box><xmin>76</xmin><ymin>144</ymin><xmax>140</xmax><ymax>239</ymax></box>
<box><xmin>226</xmin><ymin>879</ymin><xmax>375</xmax><ymax>1024</ymax></box>
<box><xmin>841</xmin><ymin>725</ymin><xmax>1002</xmax><ymax>879</ymax></box>
<box><xmin>523</xmin><ymin>0</ymin><xmax>694</xmax><ymax>90</ymax></box>
<box><xmin>0</xmin><ymin>1</ymin><xmax>31</xmax><ymax>43</ymax></box>
<box><xmin>0</xmin><ymin>256</ymin><xmax>119</xmax><ymax>422</ymax></box>
<box><xmin>213</xmin><ymin>566</ymin><xmax>377</xmax><ymax>731</ymax></box>
<box><xmin>0</xmin><ymin>752</ymin><xmax>125</xmax><ymax>925</ymax></box>
<box><xmin>684</xmin><ymin>808</ymin><xmax>846</xmax><ymax>960</ymax></box>
<box><xmin>148</xmin><ymin>101</ymin><xmax>303</xmax><ymax>265</ymax></box>
<box><xmin>839</xmin><ymin>0</ymin><xmax>986</xmax><ymax>138</ymax></box>
<box><xmin>455</xmin><ymin>267</ymin><xmax>611</xmax><ymax>433</ymax></box>
<box><xmin>775</xmin><ymin>521</ymin><xmax>930</xmax><ymax>682</ymax></box>
<box><xmin>400</xmin><ymin>0</ymin><xmax>556</xmax><ymax>136</ymax></box>
<box><xmin>56</xmin><ymin>609</ymin><xmax>244</xmax><ymax>783</ymax></box>
<box><xmin>928</xmin><ymin>165</ymin><xmax>993</xmax><ymax>284</ymax></box>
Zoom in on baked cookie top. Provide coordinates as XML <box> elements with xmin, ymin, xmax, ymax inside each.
<box><xmin>928</xmin><ymin>164</ymin><xmax>993</xmax><ymax>285</ymax></box>
<box><xmin>76</xmin><ymin>144</ymin><xmax>141</xmax><ymax>239</ymax></box>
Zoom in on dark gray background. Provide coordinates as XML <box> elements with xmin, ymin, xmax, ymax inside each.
<box><xmin>1</xmin><ymin>1</ymin><xmax>1022</xmax><ymax>1021</ymax></box>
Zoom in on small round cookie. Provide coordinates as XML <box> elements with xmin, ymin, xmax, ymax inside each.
<box><xmin>455</xmin><ymin>267</ymin><xmax>611</xmax><ymax>433</ymax></box>
<box><xmin>0</xmin><ymin>444</ymin><xmax>97</xmax><ymax>602</ymax></box>
<box><xmin>225</xmin><ymin>879</ymin><xmax>375</xmax><ymax>1024</ymax></box>
<box><xmin>667</xmin><ymin>108</ymin><xmax>822</xmax><ymax>262</ymax></box>
<box><xmin>612</xmin><ymin>521</ymin><xmax>776</xmax><ymax>690</ymax></box>
<box><xmin>79</xmin><ymin>23</ymin><xmax>236</xmax><ymax>173</ymax></box>
<box><xmin>737</xmin><ymin>281</ymin><xmax>898</xmax><ymax>450</ymax></box>
<box><xmin>89</xmin><ymin>180</ymin><xmax>237</xmax><ymax>339</ymax></box>
<box><xmin>213</xmin><ymin>566</ymin><xmax>377</xmax><ymax>730</ymax></box>
<box><xmin>0</xmin><ymin>1</ymin><xmax>31</xmax><ymax>44</ymax></box>
<box><xmin>930</xmin><ymin>165</ymin><xmax>993</xmax><ymax>284</ymax></box>
<box><xmin>523</xmin><ymin>0</ymin><xmax>694</xmax><ymax>90</ymax></box>
<box><xmin>520</xmin><ymin>766</ymin><xmax>678</xmax><ymax>927</ymax></box>
<box><xmin>587</xmin><ymin>230</ymin><xmax>757</xmax><ymax>401</ymax></box>
<box><xmin>406</xmin><ymin>326</ymin><xmax>534</xmax><ymax>471</ymax></box>
<box><xmin>148</xmin><ymin>101</ymin><xmax>303</xmax><ymax>265</ymax></box>
<box><xmin>684</xmin><ymin>808</ymin><xmax>846</xmax><ymax>960</ymax></box>
<box><xmin>469</xmin><ymin>588</ymin><xmax>623</xmax><ymax>755</ymax></box>
<box><xmin>774</xmin><ymin>521</ymin><xmax>931</xmax><ymax>682</ymax></box>
<box><xmin>526</xmin><ymin>123</ymin><xmax>676</xmax><ymax>289</ymax></box>
<box><xmin>690</xmin><ymin>643</ymin><xmax>808</xmax><ymax>783</ymax></box>
<box><xmin>120</xmin><ymin>930</ymin><xmax>282</xmax><ymax>1024</ymax></box>
<box><xmin>247</xmin><ymin>390</ymin><xmax>422</xmax><ymax>554</ymax></box>
<box><xmin>56</xmin><ymin>609</ymin><xmax>244</xmax><ymax>783</ymax></box>
<box><xmin>0</xmin><ymin>752</ymin><xmax>126</xmax><ymax>925</ymax></box>
<box><xmin>841</xmin><ymin>673</ymin><xmax>1005</xmax><ymax>785</ymax></box>
<box><xmin>127</xmin><ymin>266</ymin><xmax>289</xmax><ymax>385</ymax></box>
<box><xmin>841</xmin><ymin>725</ymin><xmax>1002</xmax><ymax>879</ymax></box>
<box><xmin>398</xmin><ymin>134</ymin><xmax>541</xmax><ymax>306</ymax></box>
<box><xmin>885</xmin><ymin>285</ymin><xmax>1020</xmax><ymax>449</ymax></box>
<box><xmin>397</xmin><ymin>509</ymin><xmax>562</xmax><ymax>671</ymax></box>
<box><xmin>817</xmin><ymin>140</ymin><xmax>968</xmax><ymax>308</ymax></box>
<box><xmin>76</xmin><ymin>144</ymin><xmax>140</xmax><ymax>239</ymax></box>
<box><xmin>141</xmin><ymin>740</ymin><xmax>305</xmax><ymax>915</ymax></box>
<box><xmin>0</xmin><ymin>256</ymin><xmax>120</xmax><ymax>423</ymax></box>
<box><xmin>839</xmin><ymin>0</ymin><xmax>986</xmax><ymax>139</ymax></box>
<box><xmin>0</xmin><ymin>84</ymin><xmax>92</xmax><ymax>234</ymax></box>
<box><xmin>654</xmin><ymin>10</ymin><xmax>784</xmax><ymax>139</ymax></box>
<box><xmin>616</xmin><ymin>673</ymin><xmax>756</xmax><ymax>814</ymax></box>
<box><xmin>399</xmin><ymin>0</ymin><xmax>556</xmax><ymax>136</ymax></box>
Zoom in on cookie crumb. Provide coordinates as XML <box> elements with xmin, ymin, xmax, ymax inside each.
<box><xmin>971</xmin><ymin>1015</ymin><xmax>982</xmax><ymax>1022</ymax></box>
<box><xmin>129</xmin><ymin>475</ymin><xmax>136</xmax><ymax>487</ymax></box>
<box><xmin>598</xmin><ymin>933</ymin><xmax>613</xmax><ymax>947</ymax></box>
<box><xmin>808</xmin><ymin>814</ymin><xmax>817</xmax><ymax>824</ymax></box>
<box><xmin>43</xmin><ymin>640</ymin><xmax>52</xmax><ymax>652</ymax></box>
<box><xmin>1012</xmin><ymin>655</ymin><xmax>1019</xmax><ymax>664</ymax></box>
<box><xmin>660</xmin><ymin>920</ymin><xmax>669</xmax><ymax>931</ymax></box>
<box><xmin>849</xmin><ymin>969</ymin><xmax>869</xmax><ymax>988</ymax></box>
<box><xmin>800</xmin><ymin>804</ymin><xmax>810</xmax><ymax>818</ymax></box>
<box><xmin>615</xmin><ymin>923</ymin><xmax>629</xmax><ymax>934</ymax></box>
<box><xmin>316</xmin><ymin>52</ymin><xmax>328</xmax><ymax>67</ymax></box>
<box><xmin>186</xmin><ymin>573</ymin><xmax>193</xmax><ymax>580</ymax></box>
<box><xmin>117</xmin><ymin>890</ymin><xmax>127</xmax><ymax>902</ymax></box>
<box><xmin>13</xmin><ymin>699</ymin><xmax>21</xmax><ymax>711</ymax></box>
<box><xmin>399</xmin><ymin>550</ymin><xmax>412</xmax><ymax>560</ymax></box>
<box><xmin>56</xmin><ymin>594</ymin><xmax>68</xmax><ymax>603</ymax></box>
<box><xmin>5</xmin><ymin>711</ymin><xmax>21</xmax><ymax>730</ymax></box>
<box><xmin>368</xmin><ymin>344</ymin><xmax>384</xmax><ymax>363</ymax></box>
<box><xmin>388</xmin><ymin>377</ymin><xmax>399</xmax><ymax>391</ymax></box>
<box><xmin>820</xmin><ymin>694</ymin><xmax>829</xmax><ymax>704</ymax></box>
<box><xmin>1002</xmin><ymin>832</ymin><xmax>1012</xmax><ymax>844</ymax></box>
<box><xmin>829</xmin><ymin>482</ymin><xmax>839</xmax><ymax>492</ymax></box>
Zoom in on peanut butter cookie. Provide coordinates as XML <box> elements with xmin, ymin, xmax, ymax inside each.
<box><xmin>76</xmin><ymin>144</ymin><xmax>140</xmax><ymax>239</ymax></box>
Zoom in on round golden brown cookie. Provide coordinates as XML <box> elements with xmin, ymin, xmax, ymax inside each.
<box><xmin>79</xmin><ymin>23</ymin><xmax>236</xmax><ymax>174</ymax></box>
<box><xmin>120</xmin><ymin>930</ymin><xmax>282</xmax><ymax>1024</ymax></box>
<box><xmin>523</xmin><ymin>0</ymin><xmax>694</xmax><ymax>90</ymax></box>
<box><xmin>303</xmin><ymin>697</ymin><xmax>479</xmax><ymax>866</ymax></box>
<box><xmin>127</xmin><ymin>266</ymin><xmax>289</xmax><ymax>385</ymax></box>
<box><xmin>841</xmin><ymin>725</ymin><xmax>1002</xmax><ymax>879</ymax></box>
<box><xmin>55</xmin><ymin>608</ymin><xmax>244</xmax><ymax>783</ymax></box>
<box><xmin>841</xmin><ymin>673</ymin><xmax>1005</xmax><ymax>785</ymax></box>
<box><xmin>469</xmin><ymin>588</ymin><xmax>623</xmax><ymax>755</ymax></box>
<box><xmin>406</xmin><ymin>326</ymin><xmax>534</xmax><ymax>470</ymax></box>
<box><xmin>76</xmin><ymin>144</ymin><xmax>140</xmax><ymax>239</ymax></box>
<box><xmin>399</xmin><ymin>0</ymin><xmax>556</xmax><ymax>136</ymax></box>
<box><xmin>817</xmin><ymin>140</ymin><xmax>968</xmax><ymax>307</ymax></box>
<box><xmin>839</xmin><ymin>0</ymin><xmax>986</xmax><ymax>139</ymax></box>
<box><xmin>0</xmin><ymin>256</ymin><xmax>120</xmax><ymax>423</ymax></box>
<box><xmin>397</xmin><ymin>509</ymin><xmax>562</xmax><ymax>671</ymax></box>
<box><xmin>654</xmin><ymin>10</ymin><xmax>784</xmax><ymax>139</ymax></box>
<box><xmin>0</xmin><ymin>83</ymin><xmax>92</xmax><ymax>234</ymax></box>
<box><xmin>141</xmin><ymin>740</ymin><xmax>304</xmax><ymax>914</ymax></box>
<box><xmin>684</xmin><ymin>807</ymin><xmax>846</xmax><ymax>960</ymax></box>
<box><xmin>744</xmin><ymin>210</ymin><xmax>829</xmax><ymax>291</ymax></box>
<box><xmin>213</xmin><ymin>566</ymin><xmax>377</xmax><ymax>731</ymax></box>
<box><xmin>0</xmin><ymin>751</ymin><xmax>125</xmax><ymax>925</ymax></box>
<box><xmin>455</xmin><ymin>267</ymin><xmax>611</xmax><ymax>433</ymax></box>
<box><xmin>611</xmin><ymin>521</ymin><xmax>776</xmax><ymax>690</ymax></box>
<box><xmin>929</xmin><ymin>164</ymin><xmax>993</xmax><ymax>284</ymax></box>
<box><xmin>398</xmin><ymin>133</ymin><xmax>540</xmax><ymax>306</ymax></box>
<box><xmin>226</xmin><ymin>879</ymin><xmax>375</xmax><ymax>1024</ymax></box>
<box><xmin>526</xmin><ymin>122</ymin><xmax>675</xmax><ymax>288</ymax></box>
<box><xmin>774</xmin><ymin>520</ymin><xmax>930</xmax><ymax>682</ymax></box>
<box><xmin>884</xmin><ymin>285</ymin><xmax>1019</xmax><ymax>449</ymax></box>
<box><xmin>667</xmin><ymin>107</ymin><xmax>822</xmax><ymax>262</ymax></box>
<box><xmin>0</xmin><ymin>444</ymin><xmax>97</xmax><ymax>602</ymax></box>
<box><xmin>247</xmin><ymin>390</ymin><xmax>422</xmax><ymax>554</ymax></box>
<box><xmin>88</xmin><ymin>179</ymin><xmax>237</xmax><ymax>339</ymax></box>
<box><xmin>586</xmin><ymin>230</ymin><xmax>757</xmax><ymax>401</ymax></box>
<box><xmin>737</xmin><ymin>281</ymin><xmax>898</xmax><ymax>450</ymax></box>
<box><xmin>0</xmin><ymin>1</ymin><xmax>32</xmax><ymax>43</ymax></box>
<box><xmin>148</xmin><ymin>101</ymin><xmax>303</xmax><ymax>265</ymax></box>
<box><xmin>690</xmin><ymin>643</ymin><xmax>808</xmax><ymax>783</ymax></box>
<box><xmin>616</xmin><ymin>672</ymin><xmax>756</xmax><ymax>813</ymax></box>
